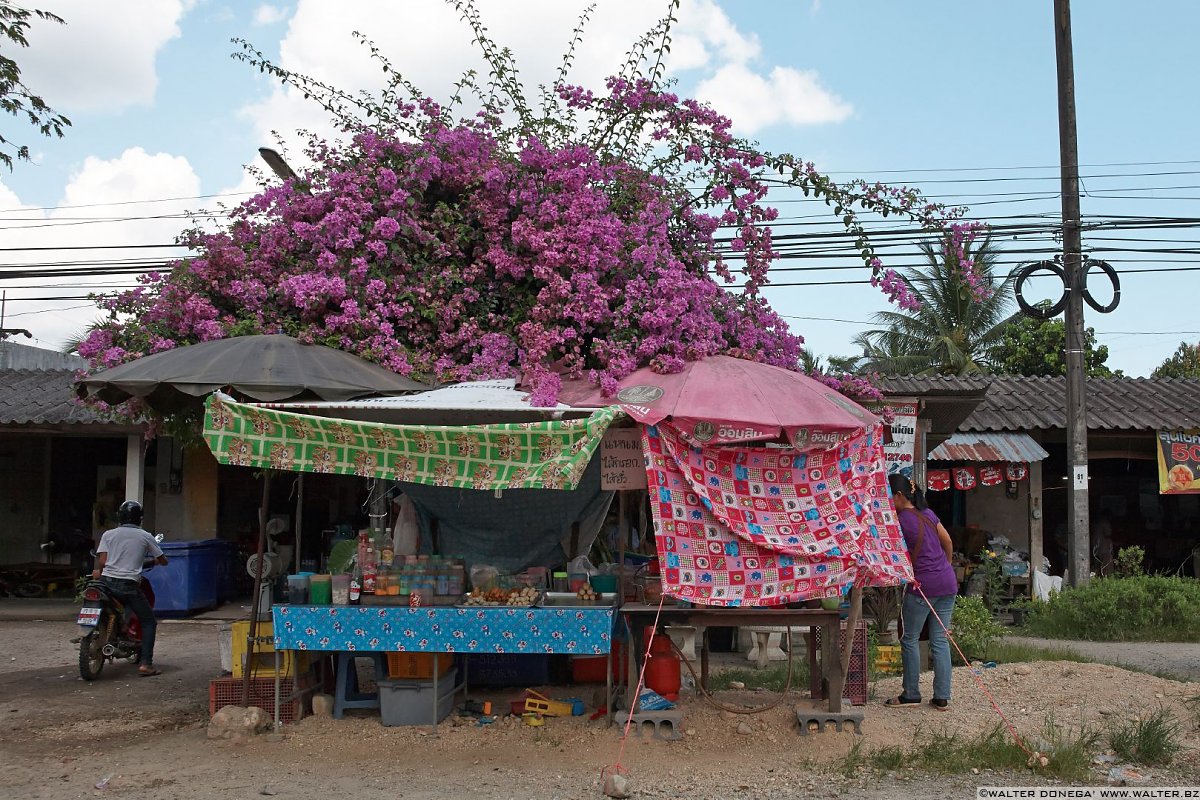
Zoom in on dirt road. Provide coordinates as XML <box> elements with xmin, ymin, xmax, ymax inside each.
<box><xmin>1007</xmin><ymin>635</ymin><xmax>1200</xmax><ymax>681</ymax></box>
<box><xmin>2</xmin><ymin>618</ymin><xmax>1198</xmax><ymax>799</ymax></box>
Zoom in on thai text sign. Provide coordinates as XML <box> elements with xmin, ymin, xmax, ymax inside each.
<box><xmin>600</xmin><ymin>427</ymin><xmax>647</xmax><ymax>490</ymax></box>
<box><xmin>867</xmin><ymin>400</ymin><xmax>918</xmax><ymax>477</ymax></box>
<box><xmin>1157</xmin><ymin>429</ymin><xmax>1200</xmax><ymax>494</ymax></box>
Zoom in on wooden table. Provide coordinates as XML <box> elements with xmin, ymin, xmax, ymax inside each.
<box><xmin>619</xmin><ymin>604</ymin><xmax>848</xmax><ymax>713</ymax></box>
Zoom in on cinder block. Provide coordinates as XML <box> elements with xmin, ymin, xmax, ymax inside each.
<box><xmin>628</xmin><ymin>709</ymin><xmax>683</xmax><ymax>741</ymax></box>
<box><xmin>795</xmin><ymin>710</ymin><xmax>864</xmax><ymax>736</ymax></box>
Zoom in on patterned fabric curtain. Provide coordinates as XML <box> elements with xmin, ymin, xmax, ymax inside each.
<box><xmin>643</xmin><ymin>422</ymin><xmax>912</xmax><ymax>607</ymax></box>
<box><xmin>202</xmin><ymin>394</ymin><xmax>620</xmax><ymax>491</ymax></box>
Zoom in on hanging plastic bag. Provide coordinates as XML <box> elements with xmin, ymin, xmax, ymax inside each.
<box><xmin>567</xmin><ymin>555</ymin><xmax>598</xmax><ymax>577</ymax></box>
<box><xmin>392</xmin><ymin>494</ymin><xmax>420</xmax><ymax>557</ymax></box>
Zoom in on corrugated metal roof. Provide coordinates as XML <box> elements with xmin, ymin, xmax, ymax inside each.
<box><xmin>928</xmin><ymin>432</ymin><xmax>1049</xmax><ymax>462</ymax></box>
<box><xmin>880</xmin><ymin>375</ymin><xmax>993</xmax><ymax>396</ymax></box>
<box><xmin>0</xmin><ymin>369</ymin><xmax>117</xmax><ymax>425</ymax></box>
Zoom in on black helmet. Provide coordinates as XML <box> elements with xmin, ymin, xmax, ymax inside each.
<box><xmin>117</xmin><ymin>500</ymin><xmax>144</xmax><ymax>526</ymax></box>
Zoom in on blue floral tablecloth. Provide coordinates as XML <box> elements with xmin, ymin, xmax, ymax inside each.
<box><xmin>271</xmin><ymin>605</ymin><xmax>614</xmax><ymax>654</ymax></box>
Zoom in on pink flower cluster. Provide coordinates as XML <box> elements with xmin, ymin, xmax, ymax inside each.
<box><xmin>79</xmin><ymin>80</ymin><xmax>978</xmax><ymax>406</ymax></box>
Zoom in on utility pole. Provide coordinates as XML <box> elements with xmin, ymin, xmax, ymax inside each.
<box><xmin>1054</xmin><ymin>0</ymin><xmax>1091</xmax><ymax>586</ymax></box>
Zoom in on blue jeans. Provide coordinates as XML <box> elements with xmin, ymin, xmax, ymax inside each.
<box><xmin>900</xmin><ymin>591</ymin><xmax>955</xmax><ymax>701</ymax></box>
<box><xmin>103</xmin><ymin>577</ymin><xmax>157</xmax><ymax>667</ymax></box>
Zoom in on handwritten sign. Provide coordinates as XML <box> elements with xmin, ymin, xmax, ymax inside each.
<box><xmin>600</xmin><ymin>428</ymin><xmax>647</xmax><ymax>490</ymax></box>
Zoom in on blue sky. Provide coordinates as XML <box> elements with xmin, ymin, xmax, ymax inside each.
<box><xmin>2</xmin><ymin>0</ymin><xmax>1197</xmax><ymax>376</ymax></box>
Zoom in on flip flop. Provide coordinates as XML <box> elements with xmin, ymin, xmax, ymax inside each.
<box><xmin>138</xmin><ymin>667</ymin><xmax>161</xmax><ymax>677</ymax></box>
<box><xmin>884</xmin><ymin>695</ymin><xmax>921</xmax><ymax>707</ymax></box>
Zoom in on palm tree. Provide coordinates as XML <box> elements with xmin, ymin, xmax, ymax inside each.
<box><xmin>855</xmin><ymin>234</ymin><xmax>1014</xmax><ymax>376</ymax></box>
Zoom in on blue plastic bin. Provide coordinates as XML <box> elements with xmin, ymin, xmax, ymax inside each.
<box><xmin>146</xmin><ymin>539</ymin><xmax>224</xmax><ymax>615</ymax></box>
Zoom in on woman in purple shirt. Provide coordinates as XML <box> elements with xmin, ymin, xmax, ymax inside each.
<box><xmin>885</xmin><ymin>473</ymin><xmax>958</xmax><ymax>710</ymax></box>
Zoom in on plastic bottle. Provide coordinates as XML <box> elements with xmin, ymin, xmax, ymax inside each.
<box><xmin>363</xmin><ymin>543</ymin><xmax>377</xmax><ymax>594</ymax></box>
<box><xmin>349</xmin><ymin>562</ymin><xmax>362</xmax><ymax>605</ymax></box>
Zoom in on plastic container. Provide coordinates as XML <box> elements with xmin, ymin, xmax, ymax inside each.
<box><xmin>308</xmin><ymin>574</ymin><xmax>332</xmax><ymax>604</ymax></box>
<box><xmin>286</xmin><ymin>574</ymin><xmax>309</xmax><ymax>605</ymax></box>
<box><xmin>568</xmin><ymin>574</ymin><xmax>588</xmax><ymax>592</ymax></box>
<box><xmin>145</xmin><ymin>539</ymin><xmax>224</xmax><ymax>614</ymax></box>
<box><xmin>552</xmin><ymin>572</ymin><xmax>569</xmax><ymax>593</ymax></box>
<box><xmin>590</xmin><ymin>575</ymin><xmax>617</xmax><ymax>594</ymax></box>
<box><xmin>331</xmin><ymin>574</ymin><xmax>350</xmax><ymax>605</ymax></box>
<box><xmin>378</xmin><ymin>668</ymin><xmax>458</xmax><ymax>727</ymax></box>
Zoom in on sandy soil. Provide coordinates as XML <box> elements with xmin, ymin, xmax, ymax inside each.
<box><xmin>2</xmin><ymin>619</ymin><xmax>1199</xmax><ymax>800</ymax></box>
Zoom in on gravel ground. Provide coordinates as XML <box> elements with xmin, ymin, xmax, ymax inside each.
<box><xmin>1006</xmin><ymin>636</ymin><xmax>1200</xmax><ymax>681</ymax></box>
<box><xmin>2</xmin><ymin>617</ymin><xmax>1199</xmax><ymax>799</ymax></box>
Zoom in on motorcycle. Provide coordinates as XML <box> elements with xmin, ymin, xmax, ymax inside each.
<box><xmin>76</xmin><ymin>546</ymin><xmax>161</xmax><ymax>681</ymax></box>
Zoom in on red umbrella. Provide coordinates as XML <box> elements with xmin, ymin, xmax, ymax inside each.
<box><xmin>557</xmin><ymin>355</ymin><xmax>878</xmax><ymax>448</ymax></box>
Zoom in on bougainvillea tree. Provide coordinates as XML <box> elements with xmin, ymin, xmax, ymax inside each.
<box><xmin>80</xmin><ymin>1</ymin><xmax>985</xmax><ymax>409</ymax></box>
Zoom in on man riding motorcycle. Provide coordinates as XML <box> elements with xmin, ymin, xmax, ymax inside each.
<box><xmin>92</xmin><ymin>500</ymin><xmax>167</xmax><ymax>676</ymax></box>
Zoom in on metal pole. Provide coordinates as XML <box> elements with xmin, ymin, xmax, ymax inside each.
<box><xmin>242</xmin><ymin>469</ymin><xmax>272</xmax><ymax>706</ymax></box>
<box><xmin>294</xmin><ymin>474</ymin><xmax>304</xmax><ymax>574</ymax></box>
<box><xmin>1054</xmin><ymin>0</ymin><xmax>1091</xmax><ymax>587</ymax></box>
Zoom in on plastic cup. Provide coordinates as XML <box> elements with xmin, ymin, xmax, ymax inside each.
<box><xmin>331</xmin><ymin>574</ymin><xmax>350</xmax><ymax>605</ymax></box>
<box><xmin>286</xmin><ymin>574</ymin><xmax>309</xmax><ymax>605</ymax></box>
<box><xmin>309</xmin><ymin>574</ymin><xmax>332</xmax><ymax>604</ymax></box>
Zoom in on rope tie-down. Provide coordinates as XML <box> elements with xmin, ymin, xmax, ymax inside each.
<box><xmin>912</xmin><ymin>583</ymin><xmax>1042</xmax><ymax>765</ymax></box>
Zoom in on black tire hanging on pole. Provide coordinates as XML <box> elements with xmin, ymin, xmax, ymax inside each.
<box><xmin>1014</xmin><ymin>260</ymin><xmax>1070</xmax><ymax>319</ymax></box>
<box><xmin>1082</xmin><ymin>259</ymin><xmax>1121</xmax><ymax>314</ymax></box>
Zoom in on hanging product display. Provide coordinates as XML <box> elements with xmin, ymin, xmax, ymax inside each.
<box><xmin>1005</xmin><ymin>462</ymin><xmax>1029</xmax><ymax>482</ymax></box>
<box><xmin>926</xmin><ymin>469</ymin><xmax>951</xmax><ymax>492</ymax></box>
<box><xmin>202</xmin><ymin>393</ymin><xmax>619</xmax><ymax>491</ymax></box>
<box><xmin>978</xmin><ymin>465</ymin><xmax>1004</xmax><ymax>487</ymax></box>
<box><xmin>952</xmin><ymin>466</ymin><xmax>978</xmax><ymax>491</ymax></box>
<box><xmin>643</xmin><ymin>422</ymin><xmax>912</xmax><ymax>607</ymax></box>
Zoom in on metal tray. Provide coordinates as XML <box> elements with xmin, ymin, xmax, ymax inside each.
<box><xmin>539</xmin><ymin>592</ymin><xmax>618</xmax><ymax>608</ymax></box>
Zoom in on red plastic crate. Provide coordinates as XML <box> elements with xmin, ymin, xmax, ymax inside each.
<box><xmin>806</xmin><ymin>619</ymin><xmax>868</xmax><ymax>706</ymax></box>
<box><xmin>209</xmin><ymin>675</ymin><xmax>314</xmax><ymax>724</ymax></box>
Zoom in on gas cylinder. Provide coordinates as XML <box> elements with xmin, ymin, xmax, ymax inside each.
<box><xmin>643</xmin><ymin>630</ymin><xmax>681</xmax><ymax>701</ymax></box>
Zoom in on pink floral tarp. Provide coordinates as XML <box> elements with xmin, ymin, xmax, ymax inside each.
<box><xmin>643</xmin><ymin>423</ymin><xmax>913</xmax><ymax>607</ymax></box>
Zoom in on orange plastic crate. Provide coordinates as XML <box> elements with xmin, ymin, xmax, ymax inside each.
<box><xmin>386</xmin><ymin>652</ymin><xmax>454</xmax><ymax>679</ymax></box>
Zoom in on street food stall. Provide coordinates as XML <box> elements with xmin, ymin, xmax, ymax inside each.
<box><xmin>200</xmin><ymin>357</ymin><xmax>914</xmax><ymax>730</ymax></box>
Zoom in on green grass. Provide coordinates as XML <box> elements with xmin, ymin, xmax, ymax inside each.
<box><xmin>985</xmin><ymin>639</ymin><xmax>1094</xmax><ymax>665</ymax></box>
<box><xmin>709</xmin><ymin>658</ymin><xmax>811</xmax><ymax>692</ymax></box>
<box><xmin>843</xmin><ymin>719</ymin><xmax>1101</xmax><ymax>781</ymax></box>
<box><xmin>1107</xmin><ymin>708</ymin><xmax>1183</xmax><ymax>766</ymax></box>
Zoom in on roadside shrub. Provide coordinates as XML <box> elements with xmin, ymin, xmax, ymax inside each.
<box><xmin>1020</xmin><ymin>575</ymin><xmax>1200</xmax><ymax>641</ymax></box>
<box><xmin>1113</xmin><ymin>546</ymin><xmax>1146</xmax><ymax>578</ymax></box>
<box><xmin>950</xmin><ymin>595</ymin><xmax>1005</xmax><ymax>663</ymax></box>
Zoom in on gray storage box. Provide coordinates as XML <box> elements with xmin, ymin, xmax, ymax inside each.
<box><xmin>378</xmin><ymin>668</ymin><xmax>458</xmax><ymax>727</ymax></box>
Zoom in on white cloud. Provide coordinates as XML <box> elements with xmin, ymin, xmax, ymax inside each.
<box><xmin>0</xmin><ymin>149</ymin><xmax>207</xmax><ymax>349</ymax></box>
<box><xmin>238</xmin><ymin>0</ymin><xmax>850</xmax><ymax>156</ymax></box>
<box><xmin>18</xmin><ymin>0</ymin><xmax>187</xmax><ymax>113</ymax></box>
<box><xmin>695</xmin><ymin>63</ymin><xmax>852</xmax><ymax>133</ymax></box>
<box><xmin>253</xmin><ymin>4</ymin><xmax>289</xmax><ymax>26</ymax></box>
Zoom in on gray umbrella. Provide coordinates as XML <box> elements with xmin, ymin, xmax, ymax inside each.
<box><xmin>76</xmin><ymin>334</ymin><xmax>428</xmax><ymax>410</ymax></box>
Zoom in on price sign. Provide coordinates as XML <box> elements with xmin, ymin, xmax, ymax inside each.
<box><xmin>600</xmin><ymin>428</ymin><xmax>647</xmax><ymax>490</ymax></box>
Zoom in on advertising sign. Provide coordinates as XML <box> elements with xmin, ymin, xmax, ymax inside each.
<box><xmin>867</xmin><ymin>400</ymin><xmax>919</xmax><ymax>478</ymax></box>
<box><xmin>1157</xmin><ymin>430</ymin><xmax>1200</xmax><ymax>494</ymax></box>
<box><xmin>600</xmin><ymin>427</ymin><xmax>647</xmax><ymax>490</ymax></box>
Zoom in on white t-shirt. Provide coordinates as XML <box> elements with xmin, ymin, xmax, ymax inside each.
<box><xmin>97</xmin><ymin>525</ymin><xmax>163</xmax><ymax>581</ymax></box>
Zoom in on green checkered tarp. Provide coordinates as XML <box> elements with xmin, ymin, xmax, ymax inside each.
<box><xmin>202</xmin><ymin>394</ymin><xmax>620</xmax><ymax>491</ymax></box>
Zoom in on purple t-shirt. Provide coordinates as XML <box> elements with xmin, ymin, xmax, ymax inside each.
<box><xmin>899</xmin><ymin>508</ymin><xmax>958</xmax><ymax>597</ymax></box>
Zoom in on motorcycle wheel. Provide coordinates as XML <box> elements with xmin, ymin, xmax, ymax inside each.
<box><xmin>79</xmin><ymin>626</ymin><xmax>108</xmax><ymax>681</ymax></box>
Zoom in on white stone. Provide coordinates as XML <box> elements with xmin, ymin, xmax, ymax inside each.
<box><xmin>311</xmin><ymin>693</ymin><xmax>334</xmax><ymax>717</ymax></box>
<box><xmin>207</xmin><ymin>705</ymin><xmax>272</xmax><ymax>740</ymax></box>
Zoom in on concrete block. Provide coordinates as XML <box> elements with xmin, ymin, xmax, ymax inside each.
<box><xmin>628</xmin><ymin>708</ymin><xmax>683</xmax><ymax>741</ymax></box>
<box><xmin>795</xmin><ymin>709</ymin><xmax>864</xmax><ymax>736</ymax></box>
